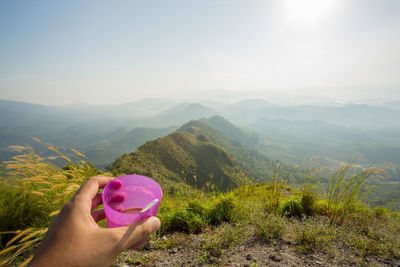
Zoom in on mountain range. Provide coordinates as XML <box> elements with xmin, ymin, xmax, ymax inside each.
<box><xmin>1</xmin><ymin>98</ymin><xmax>400</xmax><ymax>207</ymax></box>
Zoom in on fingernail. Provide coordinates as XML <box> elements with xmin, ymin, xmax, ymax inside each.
<box><xmin>150</xmin><ymin>217</ymin><xmax>161</xmax><ymax>232</ymax></box>
<box><xmin>110</xmin><ymin>179</ymin><xmax>122</xmax><ymax>190</ymax></box>
<box><xmin>109</xmin><ymin>192</ymin><xmax>126</xmax><ymax>203</ymax></box>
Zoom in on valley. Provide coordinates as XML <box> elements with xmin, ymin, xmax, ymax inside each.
<box><xmin>1</xmin><ymin>98</ymin><xmax>400</xmax><ymax>209</ymax></box>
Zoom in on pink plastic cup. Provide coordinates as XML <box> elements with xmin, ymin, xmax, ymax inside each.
<box><xmin>102</xmin><ymin>174</ymin><xmax>162</xmax><ymax>229</ymax></box>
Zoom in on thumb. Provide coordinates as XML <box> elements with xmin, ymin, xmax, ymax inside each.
<box><xmin>107</xmin><ymin>217</ymin><xmax>161</xmax><ymax>251</ymax></box>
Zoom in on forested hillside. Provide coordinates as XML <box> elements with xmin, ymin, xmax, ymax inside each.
<box><xmin>108</xmin><ymin>131</ymin><xmax>243</xmax><ymax>191</ymax></box>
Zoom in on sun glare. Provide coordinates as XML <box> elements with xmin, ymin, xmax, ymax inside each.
<box><xmin>283</xmin><ymin>0</ymin><xmax>336</xmax><ymax>25</ymax></box>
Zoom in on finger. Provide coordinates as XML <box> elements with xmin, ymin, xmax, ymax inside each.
<box><xmin>91</xmin><ymin>209</ymin><xmax>106</xmax><ymax>222</ymax></box>
<box><xmin>74</xmin><ymin>176</ymin><xmax>113</xmax><ymax>207</ymax></box>
<box><xmin>109</xmin><ymin>192</ymin><xmax>126</xmax><ymax>204</ymax></box>
<box><xmin>91</xmin><ymin>193</ymin><xmax>103</xmax><ymax>211</ymax></box>
<box><xmin>106</xmin><ymin>217</ymin><xmax>161</xmax><ymax>251</ymax></box>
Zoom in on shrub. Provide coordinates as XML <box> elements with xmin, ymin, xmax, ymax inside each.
<box><xmin>161</xmin><ymin>208</ymin><xmax>203</xmax><ymax>234</ymax></box>
<box><xmin>203</xmin><ymin>223</ymin><xmax>245</xmax><ymax>254</ymax></box>
<box><xmin>300</xmin><ymin>190</ymin><xmax>317</xmax><ymax>216</ymax></box>
<box><xmin>295</xmin><ymin>218</ymin><xmax>336</xmax><ymax>254</ymax></box>
<box><xmin>255</xmin><ymin>214</ymin><xmax>285</xmax><ymax>242</ymax></box>
<box><xmin>342</xmin><ymin>211</ymin><xmax>400</xmax><ymax>259</ymax></box>
<box><xmin>314</xmin><ymin>200</ymin><xmax>328</xmax><ymax>216</ymax></box>
<box><xmin>280</xmin><ymin>199</ymin><xmax>304</xmax><ymax>218</ymax></box>
<box><xmin>206</xmin><ymin>197</ymin><xmax>235</xmax><ymax>226</ymax></box>
<box><xmin>187</xmin><ymin>200</ymin><xmax>205</xmax><ymax>217</ymax></box>
<box><xmin>373</xmin><ymin>206</ymin><xmax>388</xmax><ymax>219</ymax></box>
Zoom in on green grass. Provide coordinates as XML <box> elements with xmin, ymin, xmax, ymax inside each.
<box><xmin>326</xmin><ymin>163</ymin><xmax>384</xmax><ymax>223</ymax></box>
<box><xmin>1</xmin><ymin>145</ymin><xmax>400</xmax><ymax>266</ymax></box>
<box><xmin>161</xmin><ymin>208</ymin><xmax>204</xmax><ymax>234</ymax></box>
<box><xmin>108</xmin><ymin>131</ymin><xmax>244</xmax><ymax>192</ymax></box>
<box><xmin>342</xmin><ymin>210</ymin><xmax>400</xmax><ymax>259</ymax></box>
<box><xmin>280</xmin><ymin>199</ymin><xmax>304</xmax><ymax>218</ymax></box>
<box><xmin>0</xmin><ymin>144</ymin><xmax>103</xmax><ymax>266</ymax></box>
<box><xmin>295</xmin><ymin>218</ymin><xmax>337</xmax><ymax>254</ymax></box>
<box><xmin>187</xmin><ymin>200</ymin><xmax>206</xmax><ymax>217</ymax></box>
<box><xmin>202</xmin><ymin>223</ymin><xmax>245</xmax><ymax>257</ymax></box>
<box><xmin>206</xmin><ymin>196</ymin><xmax>236</xmax><ymax>226</ymax></box>
<box><xmin>0</xmin><ymin>183</ymin><xmax>50</xmax><ymax>234</ymax></box>
<box><xmin>300</xmin><ymin>190</ymin><xmax>317</xmax><ymax>216</ymax></box>
<box><xmin>264</xmin><ymin>163</ymin><xmax>288</xmax><ymax>213</ymax></box>
<box><xmin>159</xmin><ymin>195</ymin><xmax>237</xmax><ymax>234</ymax></box>
<box><xmin>113</xmin><ymin>251</ymin><xmax>150</xmax><ymax>266</ymax></box>
<box><xmin>254</xmin><ymin>214</ymin><xmax>285</xmax><ymax>242</ymax></box>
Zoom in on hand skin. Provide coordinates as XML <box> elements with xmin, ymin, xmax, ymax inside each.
<box><xmin>29</xmin><ymin>176</ymin><xmax>161</xmax><ymax>267</ymax></box>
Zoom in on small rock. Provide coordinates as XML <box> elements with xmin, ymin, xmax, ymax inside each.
<box><xmin>169</xmin><ymin>247</ymin><xmax>178</xmax><ymax>254</ymax></box>
<box><xmin>162</xmin><ymin>236</ymin><xmax>168</xmax><ymax>240</ymax></box>
<box><xmin>246</xmin><ymin>254</ymin><xmax>253</xmax><ymax>261</ymax></box>
<box><xmin>269</xmin><ymin>254</ymin><xmax>282</xmax><ymax>262</ymax></box>
<box><xmin>209</xmin><ymin>250</ymin><xmax>221</xmax><ymax>257</ymax></box>
<box><xmin>143</xmin><ymin>240</ymin><xmax>155</xmax><ymax>250</ymax></box>
<box><xmin>315</xmin><ymin>261</ymin><xmax>322</xmax><ymax>265</ymax></box>
<box><xmin>208</xmin><ymin>257</ymin><xmax>217</xmax><ymax>264</ymax></box>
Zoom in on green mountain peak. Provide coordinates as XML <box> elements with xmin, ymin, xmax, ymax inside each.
<box><xmin>108</xmin><ymin>130</ymin><xmax>243</xmax><ymax>192</ymax></box>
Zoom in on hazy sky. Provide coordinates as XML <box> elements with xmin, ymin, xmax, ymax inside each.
<box><xmin>0</xmin><ymin>0</ymin><xmax>399</xmax><ymax>105</ymax></box>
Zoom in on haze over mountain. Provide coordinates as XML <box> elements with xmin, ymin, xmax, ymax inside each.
<box><xmin>2</xmin><ymin>97</ymin><xmax>400</xmax><ymax>200</ymax></box>
<box><xmin>2</xmin><ymin>97</ymin><xmax>400</xmax><ymax>167</ymax></box>
<box><xmin>2</xmin><ymin>2</ymin><xmax>400</xmax><ymax>265</ymax></box>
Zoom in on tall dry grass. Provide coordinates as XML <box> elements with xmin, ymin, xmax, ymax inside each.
<box><xmin>0</xmin><ymin>140</ymin><xmax>102</xmax><ymax>266</ymax></box>
<box><xmin>326</xmin><ymin>163</ymin><xmax>385</xmax><ymax>223</ymax></box>
<box><xmin>265</xmin><ymin>163</ymin><xmax>289</xmax><ymax>213</ymax></box>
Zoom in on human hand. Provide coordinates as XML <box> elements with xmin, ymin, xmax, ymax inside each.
<box><xmin>29</xmin><ymin>176</ymin><xmax>161</xmax><ymax>267</ymax></box>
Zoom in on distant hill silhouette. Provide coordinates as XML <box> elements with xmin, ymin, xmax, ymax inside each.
<box><xmin>136</xmin><ymin>103</ymin><xmax>217</xmax><ymax>128</ymax></box>
<box><xmin>82</xmin><ymin>127</ymin><xmax>175</xmax><ymax>169</ymax></box>
<box><xmin>205</xmin><ymin>115</ymin><xmax>260</xmax><ymax>147</ymax></box>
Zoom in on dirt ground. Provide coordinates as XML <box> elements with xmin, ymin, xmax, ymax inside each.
<box><xmin>113</xmin><ymin>232</ymin><xmax>400</xmax><ymax>267</ymax></box>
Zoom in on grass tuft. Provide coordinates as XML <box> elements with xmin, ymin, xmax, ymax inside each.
<box><xmin>0</xmin><ymin>144</ymin><xmax>102</xmax><ymax>266</ymax></box>
<box><xmin>280</xmin><ymin>199</ymin><xmax>304</xmax><ymax>218</ymax></box>
<box><xmin>326</xmin><ymin>163</ymin><xmax>384</xmax><ymax>223</ymax></box>
<box><xmin>206</xmin><ymin>196</ymin><xmax>235</xmax><ymax>226</ymax></box>
<box><xmin>202</xmin><ymin>223</ymin><xmax>245</xmax><ymax>256</ymax></box>
<box><xmin>161</xmin><ymin>208</ymin><xmax>203</xmax><ymax>234</ymax></box>
<box><xmin>300</xmin><ymin>190</ymin><xmax>317</xmax><ymax>216</ymax></box>
<box><xmin>295</xmin><ymin>218</ymin><xmax>336</xmax><ymax>254</ymax></box>
<box><xmin>264</xmin><ymin>163</ymin><xmax>288</xmax><ymax>213</ymax></box>
<box><xmin>255</xmin><ymin>214</ymin><xmax>285</xmax><ymax>242</ymax></box>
